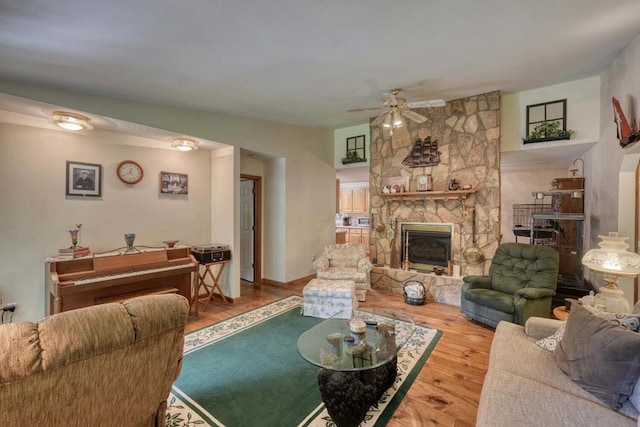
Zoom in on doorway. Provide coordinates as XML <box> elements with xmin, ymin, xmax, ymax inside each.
<box><xmin>240</xmin><ymin>174</ymin><xmax>262</xmax><ymax>283</ymax></box>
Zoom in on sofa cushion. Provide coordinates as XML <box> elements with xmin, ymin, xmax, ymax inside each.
<box><xmin>462</xmin><ymin>288</ymin><xmax>514</xmax><ymax>313</ymax></box>
<box><xmin>554</xmin><ymin>303</ymin><xmax>640</xmax><ymax>409</ymax></box>
<box><xmin>316</xmin><ymin>269</ymin><xmax>366</xmax><ymax>283</ymax></box>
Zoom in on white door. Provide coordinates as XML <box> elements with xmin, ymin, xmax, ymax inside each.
<box><xmin>240</xmin><ymin>179</ymin><xmax>255</xmax><ymax>282</ymax></box>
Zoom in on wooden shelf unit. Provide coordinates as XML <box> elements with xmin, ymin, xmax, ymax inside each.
<box><xmin>380</xmin><ymin>189</ymin><xmax>475</xmax><ymax>201</ymax></box>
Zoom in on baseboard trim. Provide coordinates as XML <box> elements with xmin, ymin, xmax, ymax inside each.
<box><xmin>262</xmin><ymin>274</ymin><xmax>315</xmax><ymax>288</ymax></box>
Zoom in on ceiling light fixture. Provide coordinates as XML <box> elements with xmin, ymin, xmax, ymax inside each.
<box><xmin>171</xmin><ymin>138</ymin><xmax>199</xmax><ymax>152</ymax></box>
<box><xmin>51</xmin><ymin>111</ymin><xmax>93</xmax><ymax>131</ymax></box>
<box><xmin>392</xmin><ymin>110</ymin><xmax>403</xmax><ymax>127</ymax></box>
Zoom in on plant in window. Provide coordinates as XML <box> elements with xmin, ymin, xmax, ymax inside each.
<box><xmin>524</xmin><ymin>121</ymin><xmax>574</xmax><ymax>142</ymax></box>
<box><xmin>341</xmin><ymin>151</ymin><xmax>364</xmax><ymax>164</ymax></box>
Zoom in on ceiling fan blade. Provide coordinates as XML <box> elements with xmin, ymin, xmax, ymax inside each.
<box><xmin>347</xmin><ymin>106</ymin><xmax>385</xmax><ymax>112</ymax></box>
<box><xmin>382</xmin><ymin>91</ymin><xmax>399</xmax><ymax>106</ymax></box>
<box><xmin>406</xmin><ymin>99</ymin><xmax>446</xmax><ymax>108</ymax></box>
<box><xmin>402</xmin><ymin>109</ymin><xmax>428</xmax><ymax>123</ymax></box>
<box><xmin>371</xmin><ymin>111</ymin><xmax>388</xmax><ymax>126</ymax></box>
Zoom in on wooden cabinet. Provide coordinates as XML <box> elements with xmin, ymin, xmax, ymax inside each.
<box><xmin>352</xmin><ymin>188</ymin><xmax>368</xmax><ymax>212</ymax></box>
<box><xmin>336</xmin><ymin>227</ymin><xmax>370</xmax><ymax>247</ymax></box>
<box><xmin>361</xmin><ymin>232</ymin><xmax>370</xmax><ymax>248</ymax></box>
<box><xmin>339</xmin><ymin>187</ymin><xmax>369</xmax><ymax>213</ymax></box>
<box><xmin>340</xmin><ymin>190</ymin><xmax>353</xmax><ymax>212</ymax></box>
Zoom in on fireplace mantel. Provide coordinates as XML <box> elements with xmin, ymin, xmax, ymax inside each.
<box><xmin>380</xmin><ymin>189</ymin><xmax>475</xmax><ymax>201</ymax></box>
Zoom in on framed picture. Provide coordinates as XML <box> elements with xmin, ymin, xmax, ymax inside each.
<box><xmin>66</xmin><ymin>161</ymin><xmax>102</xmax><ymax>197</ymax></box>
<box><xmin>160</xmin><ymin>171</ymin><xmax>188</xmax><ymax>194</ymax></box>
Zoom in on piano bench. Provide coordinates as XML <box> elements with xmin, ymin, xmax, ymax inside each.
<box><xmin>95</xmin><ymin>286</ymin><xmax>179</xmax><ymax>305</ymax></box>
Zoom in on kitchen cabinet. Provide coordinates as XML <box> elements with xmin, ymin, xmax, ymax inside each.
<box><xmin>336</xmin><ymin>227</ymin><xmax>370</xmax><ymax>247</ymax></box>
<box><xmin>339</xmin><ymin>187</ymin><xmax>369</xmax><ymax>213</ymax></box>
<box><xmin>340</xmin><ymin>189</ymin><xmax>353</xmax><ymax>212</ymax></box>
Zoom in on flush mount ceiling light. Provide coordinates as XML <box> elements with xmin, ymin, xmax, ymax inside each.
<box><xmin>171</xmin><ymin>138</ymin><xmax>199</xmax><ymax>152</ymax></box>
<box><xmin>50</xmin><ymin>111</ymin><xmax>93</xmax><ymax>131</ymax></box>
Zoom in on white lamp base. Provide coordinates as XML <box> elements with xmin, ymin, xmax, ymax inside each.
<box><xmin>598</xmin><ymin>286</ymin><xmax>631</xmax><ymax>314</ymax></box>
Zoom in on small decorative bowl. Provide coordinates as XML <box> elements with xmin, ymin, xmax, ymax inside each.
<box><xmin>163</xmin><ymin>240</ymin><xmax>179</xmax><ymax>248</ymax></box>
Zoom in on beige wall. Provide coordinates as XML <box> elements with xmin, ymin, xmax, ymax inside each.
<box><xmin>585</xmin><ymin>32</ymin><xmax>640</xmax><ymax>306</ymax></box>
<box><xmin>0</xmin><ymin>82</ymin><xmax>336</xmax><ymax>321</ymax></box>
<box><xmin>0</xmin><ymin>122</ymin><xmax>213</xmax><ymax>321</ymax></box>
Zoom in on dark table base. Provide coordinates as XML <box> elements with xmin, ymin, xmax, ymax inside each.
<box><xmin>317</xmin><ymin>357</ymin><xmax>397</xmax><ymax>427</ymax></box>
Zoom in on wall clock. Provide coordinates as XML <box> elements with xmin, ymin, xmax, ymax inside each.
<box><xmin>116</xmin><ymin>160</ymin><xmax>144</xmax><ymax>185</ymax></box>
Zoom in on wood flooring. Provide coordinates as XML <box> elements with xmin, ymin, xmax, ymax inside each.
<box><xmin>186</xmin><ymin>279</ymin><xmax>495</xmax><ymax>427</ymax></box>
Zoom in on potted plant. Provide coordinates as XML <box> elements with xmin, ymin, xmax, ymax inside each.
<box><xmin>523</xmin><ymin>121</ymin><xmax>574</xmax><ymax>144</ymax></box>
<box><xmin>341</xmin><ymin>150</ymin><xmax>365</xmax><ymax>164</ymax></box>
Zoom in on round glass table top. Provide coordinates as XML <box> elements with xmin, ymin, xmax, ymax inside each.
<box><xmin>296</xmin><ymin>308</ymin><xmax>416</xmax><ymax>371</ymax></box>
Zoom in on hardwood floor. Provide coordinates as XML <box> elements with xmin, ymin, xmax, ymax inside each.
<box><xmin>186</xmin><ymin>279</ymin><xmax>495</xmax><ymax>427</ymax></box>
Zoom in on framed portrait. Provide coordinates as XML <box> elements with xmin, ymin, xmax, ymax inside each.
<box><xmin>160</xmin><ymin>171</ymin><xmax>188</xmax><ymax>195</ymax></box>
<box><xmin>66</xmin><ymin>161</ymin><xmax>102</xmax><ymax>197</ymax></box>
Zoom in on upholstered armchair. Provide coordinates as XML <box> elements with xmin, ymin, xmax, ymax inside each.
<box><xmin>313</xmin><ymin>243</ymin><xmax>372</xmax><ymax>301</ymax></box>
<box><xmin>0</xmin><ymin>294</ymin><xmax>189</xmax><ymax>426</ymax></box>
<box><xmin>461</xmin><ymin>242</ymin><xmax>559</xmax><ymax>328</ymax></box>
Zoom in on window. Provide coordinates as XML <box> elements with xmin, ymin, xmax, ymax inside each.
<box><xmin>342</xmin><ymin>135</ymin><xmax>366</xmax><ymax>164</ymax></box>
<box><xmin>524</xmin><ymin>99</ymin><xmax>571</xmax><ymax>143</ymax></box>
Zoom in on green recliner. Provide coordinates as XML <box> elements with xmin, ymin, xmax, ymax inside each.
<box><xmin>461</xmin><ymin>242</ymin><xmax>559</xmax><ymax>328</ymax></box>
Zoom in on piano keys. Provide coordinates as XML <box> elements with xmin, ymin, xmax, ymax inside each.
<box><xmin>46</xmin><ymin>246</ymin><xmax>197</xmax><ymax>315</ymax></box>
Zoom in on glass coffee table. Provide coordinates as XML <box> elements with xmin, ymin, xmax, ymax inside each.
<box><xmin>297</xmin><ymin>308</ymin><xmax>416</xmax><ymax>427</ymax></box>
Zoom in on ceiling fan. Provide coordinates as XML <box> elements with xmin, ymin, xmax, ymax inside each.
<box><xmin>348</xmin><ymin>88</ymin><xmax>446</xmax><ymax>133</ymax></box>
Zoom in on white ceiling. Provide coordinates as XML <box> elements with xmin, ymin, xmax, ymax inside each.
<box><xmin>0</xmin><ymin>1</ymin><xmax>639</xmax><ymax>172</ymax></box>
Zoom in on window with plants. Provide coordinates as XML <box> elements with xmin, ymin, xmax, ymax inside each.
<box><xmin>523</xmin><ymin>99</ymin><xmax>574</xmax><ymax>143</ymax></box>
<box><xmin>342</xmin><ymin>135</ymin><xmax>366</xmax><ymax>164</ymax></box>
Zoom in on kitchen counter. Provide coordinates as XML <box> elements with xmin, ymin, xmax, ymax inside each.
<box><xmin>336</xmin><ymin>225</ymin><xmax>370</xmax><ymax>229</ymax></box>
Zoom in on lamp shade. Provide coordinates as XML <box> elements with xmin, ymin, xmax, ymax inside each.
<box><xmin>581</xmin><ymin>234</ymin><xmax>640</xmax><ymax>278</ymax></box>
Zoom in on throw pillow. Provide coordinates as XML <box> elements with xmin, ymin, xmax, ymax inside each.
<box><xmin>535</xmin><ymin>323</ymin><xmax>566</xmax><ymax>351</ymax></box>
<box><xmin>630</xmin><ymin>379</ymin><xmax>640</xmax><ymax>413</ymax></box>
<box><xmin>582</xmin><ymin>303</ymin><xmax>640</xmax><ymax>332</ymax></box>
<box><xmin>554</xmin><ymin>302</ymin><xmax>640</xmax><ymax>409</ymax></box>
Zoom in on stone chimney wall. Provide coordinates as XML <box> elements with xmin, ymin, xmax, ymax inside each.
<box><xmin>369</xmin><ymin>91</ymin><xmax>501</xmax><ymax>276</ymax></box>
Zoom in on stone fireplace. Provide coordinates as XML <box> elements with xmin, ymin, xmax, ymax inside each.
<box><xmin>369</xmin><ymin>91</ymin><xmax>501</xmax><ymax>283</ymax></box>
<box><xmin>399</xmin><ymin>222</ymin><xmax>453</xmax><ymax>271</ymax></box>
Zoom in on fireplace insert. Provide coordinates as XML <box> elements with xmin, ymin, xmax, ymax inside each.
<box><xmin>399</xmin><ymin>223</ymin><xmax>454</xmax><ymax>272</ymax></box>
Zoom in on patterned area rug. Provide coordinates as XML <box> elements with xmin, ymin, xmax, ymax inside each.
<box><xmin>166</xmin><ymin>295</ymin><xmax>441</xmax><ymax>427</ymax></box>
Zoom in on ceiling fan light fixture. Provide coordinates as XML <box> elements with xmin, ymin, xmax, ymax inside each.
<box><xmin>383</xmin><ymin>114</ymin><xmax>392</xmax><ymax>128</ymax></box>
<box><xmin>171</xmin><ymin>137</ymin><xmax>199</xmax><ymax>152</ymax></box>
<box><xmin>393</xmin><ymin>111</ymin><xmax>403</xmax><ymax>127</ymax></box>
<box><xmin>51</xmin><ymin>111</ymin><xmax>93</xmax><ymax>131</ymax></box>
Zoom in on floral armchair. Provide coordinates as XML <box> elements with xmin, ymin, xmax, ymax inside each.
<box><xmin>313</xmin><ymin>243</ymin><xmax>372</xmax><ymax>301</ymax></box>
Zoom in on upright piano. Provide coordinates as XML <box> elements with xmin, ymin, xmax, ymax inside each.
<box><xmin>46</xmin><ymin>247</ymin><xmax>197</xmax><ymax>315</ymax></box>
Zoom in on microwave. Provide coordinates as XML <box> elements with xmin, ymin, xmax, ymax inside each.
<box><xmin>357</xmin><ymin>217</ymin><xmax>370</xmax><ymax>226</ymax></box>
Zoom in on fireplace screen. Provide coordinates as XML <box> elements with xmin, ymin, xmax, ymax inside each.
<box><xmin>400</xmin><ymin>223</ymin><xmax>454</xmax><ymax>271</ymax></box>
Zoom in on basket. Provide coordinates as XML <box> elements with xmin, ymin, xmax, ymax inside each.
<box><xmin>403</xmin><ymin>280</ymin><xmax>426</xmax><ymax>305</ymax></box>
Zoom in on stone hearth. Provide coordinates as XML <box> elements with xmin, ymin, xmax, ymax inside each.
<box><xmin>371</xmin><ymin>267</ymin><xmax>462</xmax><ymax>306</ymax></box>
<box><xmin>369</xmin><ymin>91</ymin><xmax>501</xmax><ymax>277</ymax></box>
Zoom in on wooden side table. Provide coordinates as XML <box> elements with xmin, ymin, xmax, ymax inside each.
<box><xmin>552</xmin><ymin>306</ymin><xmax>570</xmax><ymax>321</ymax></box>
<box><xmin>193</xmin><ymin>260</ymin><xmax>230</xmax><ymax>316</ymax></box>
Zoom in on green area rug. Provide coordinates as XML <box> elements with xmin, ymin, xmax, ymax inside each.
<box><xmin>166</xmin><ymin>295</ymin><xmax>441</xmax><ymax>427</ymax></box>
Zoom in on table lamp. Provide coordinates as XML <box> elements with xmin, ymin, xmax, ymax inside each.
<box><xmin>581</xmin><ymin>232</ymin><xmax>640</xmax><ymax>313</ymax></box>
